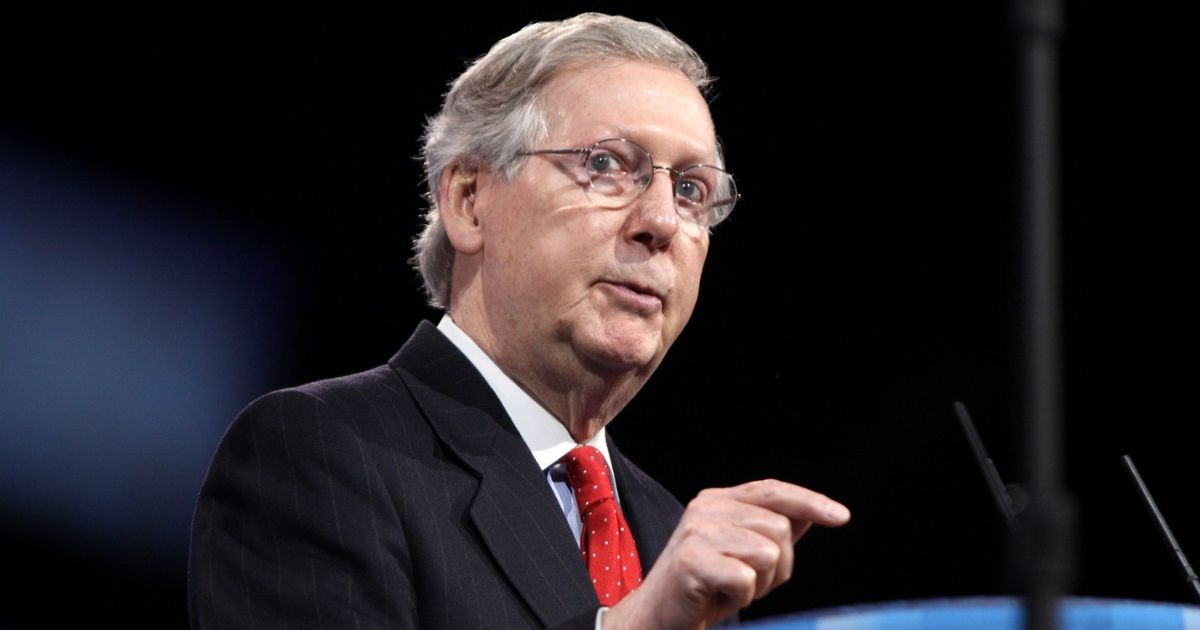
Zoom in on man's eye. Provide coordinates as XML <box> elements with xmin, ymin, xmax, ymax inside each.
<box><xmin>586</xmin><ymin>151</ymin><xmax>624</xmax><ymax>174</ymax></box>
<box><xmin>676</xmin><ymin>179</ymin><xmax>708</xmax><ymax>205</ymax></box>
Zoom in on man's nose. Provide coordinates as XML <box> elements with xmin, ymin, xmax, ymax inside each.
<box><xmin>625</xmin><ymin>170</ymin><xmax>680</xmax><ymax>251</ymax></box>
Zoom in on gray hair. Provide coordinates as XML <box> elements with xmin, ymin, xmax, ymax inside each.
<box><xmin>411</xmin><ymin>12</ymin><xmax>713</xmax><ymax>308</ymax></box>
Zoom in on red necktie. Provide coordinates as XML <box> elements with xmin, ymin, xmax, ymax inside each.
<box><xmin>561</xmin><ymin>445</ymin><xmax>643</xmax><ymax>606</ymax></box>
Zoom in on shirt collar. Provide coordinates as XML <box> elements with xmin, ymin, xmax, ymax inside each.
<box><xmin>437</xmin><ymin>316</ymin><xmax>615</xmax><ymax>476</ymax></box>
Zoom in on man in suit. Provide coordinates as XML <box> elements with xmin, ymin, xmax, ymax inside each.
<box><xmin>190</xmin><ymin>13</ymin><xmax>850</xmax><ymax>629</ymax></box>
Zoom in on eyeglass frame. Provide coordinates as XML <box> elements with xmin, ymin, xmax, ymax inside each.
<box><xmin>518</xmin><ymin>137</ymin><xmax>740</xmax><ymax>228</ymax></box>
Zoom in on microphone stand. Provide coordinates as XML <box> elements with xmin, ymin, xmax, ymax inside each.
<box><xmin>1012</xmin><ymin>0</ymin><xmax>1076</xmax><ymax>629</ymax></box>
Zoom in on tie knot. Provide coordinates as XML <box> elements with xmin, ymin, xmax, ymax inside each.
<box><xmin>561</xmin><ymin>445</ymin><xmax>613</xmax><ymax>507</ymax></box>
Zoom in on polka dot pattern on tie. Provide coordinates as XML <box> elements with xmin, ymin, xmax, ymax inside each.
<box><xmin>561</xmin><ymin>445</ymin><xmax>643</xmax><ymax>606</ymax></box>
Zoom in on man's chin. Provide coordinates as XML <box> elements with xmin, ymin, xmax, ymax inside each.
<box><xmin>574</xmin><ymin>334</ymin><xmax>663</xmax><ymax>376</ymax></box>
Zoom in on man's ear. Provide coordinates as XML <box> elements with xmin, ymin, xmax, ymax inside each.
<box><xmin>438</xmin><ymin>162</ymin><xmax>484</xmax><ymax>255</ymax></box>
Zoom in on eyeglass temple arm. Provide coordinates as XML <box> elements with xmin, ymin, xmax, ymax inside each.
<box><xmin>520</xmin><ymin>148</ymin><xmax>589</xmax><ymax>156</ymax></box>
<box><xmin>710</xmin><ymin>193</ymin><xmax>741</xmax><ymax>209</ymax></box>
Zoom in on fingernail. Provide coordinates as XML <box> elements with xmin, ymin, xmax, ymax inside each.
<box><xmin>826</xmin><ymin>503</ymin><xmax>850</xmax><ymax>522</ymax></box>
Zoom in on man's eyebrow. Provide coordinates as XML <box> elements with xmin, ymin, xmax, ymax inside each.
<box><xmin>607</xmin><ymin>126</ymin><xmax>632</xmax><ymax>143</ymax></box>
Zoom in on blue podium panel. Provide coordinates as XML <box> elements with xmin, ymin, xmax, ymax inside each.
<box><xmin>745</xmin><ymin>598</ymin><xmax>1200</xmax><ymax>630</ymax></box>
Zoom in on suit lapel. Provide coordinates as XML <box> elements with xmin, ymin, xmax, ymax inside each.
<box><xmin>607</xmin><ymin>435</ymin><xmax>680</xmax><ymax>574</ymax></box>
<box><xmin>389</xmin><ymin>322</ymin><xmax>598</xmax><ymax>625</ymax></box>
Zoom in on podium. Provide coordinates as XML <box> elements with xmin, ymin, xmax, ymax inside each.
<box><xmin>744</xmin><ymin>598</ymin><xmax>1200</xmax><ymax>629</ymax></box>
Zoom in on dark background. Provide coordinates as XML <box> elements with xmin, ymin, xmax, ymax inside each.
<box><xmin>1</xmin><ymin>2</ymin><xmax>1196</xmax><ymax>627</ymax></box>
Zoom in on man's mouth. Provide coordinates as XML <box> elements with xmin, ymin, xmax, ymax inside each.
<box><xmin>598</xmin><ymin>280</ymin><xmax>665</xmax><ymax>312</ymax></box>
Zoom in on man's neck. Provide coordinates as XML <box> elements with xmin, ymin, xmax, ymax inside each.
<box><xmin>443</xmin><ymin>312</ymin><xmax>643</xmax><ymax>442</ymax></box>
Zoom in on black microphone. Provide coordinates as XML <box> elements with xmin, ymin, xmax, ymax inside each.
<box><xmin>1120</xmin><ymin>455</ymin><xmax>1200</xmax><ymax>604</ymax></box>
<box><xmin>954</xmin><ymin>401</ymin><xmax>1020</xmax><ymax>531</ymax></box>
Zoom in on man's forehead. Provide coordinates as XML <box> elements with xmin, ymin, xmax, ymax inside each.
<box><xmin>540</xmin><ymin>61</ymin><xmax>719</xmax><ymax>164</ymax></box>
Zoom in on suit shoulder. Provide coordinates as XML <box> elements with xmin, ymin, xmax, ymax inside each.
<box><xmin>239</xmin><ymin>363</ymin><xmax>408</xmax><ymax>418</ymax></box>
<box><xmin>223</xmin><ymin>362</ymin><xmax>419</xmax><ymax>449</ymax></box>
<box><xmin>276</xmin><ymin>362</ymin><xmax>404</xmax><ymax>404</ymax></box>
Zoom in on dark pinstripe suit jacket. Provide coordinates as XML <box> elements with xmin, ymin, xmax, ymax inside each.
<box><xmin>189</xmin><ymin>321</ymin><xmax>685</xmax><ymax>629</ymax></box>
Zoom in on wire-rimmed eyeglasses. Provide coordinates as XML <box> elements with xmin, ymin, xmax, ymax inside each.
<box><xmin>520</xmin><ymin>138</ymin><xmax>739</xmax><ymax>228</ymax></box>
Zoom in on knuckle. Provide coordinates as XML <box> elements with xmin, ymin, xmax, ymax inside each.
<box><xmin>761</xmin><ymin>540</ymin><xmax>782</xmax><ymax>566</ymax></box>
<box><xmin>765</xmin><ymin>512</ymin><xmax>792</xmax><ymax>540</ymax></box>
<box><xmin>778</xmin><ymin>560</ymin><xmax>794</xmax><ymax>584</ymax></box>
<box><xmin>733</xmin><ymin>565</ymin><xmax>758</xmax><ymax>607</ymax></box>
<box><xmin>744</xmin><ymin>536</ymin><xmax>781</xmax><ymax>570</ymax></box>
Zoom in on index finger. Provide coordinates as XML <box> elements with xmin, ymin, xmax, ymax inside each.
<box><xmin>729</xmin><ymin>479</ymin><xmax>851</xmax><ymax>535</ymax></box>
